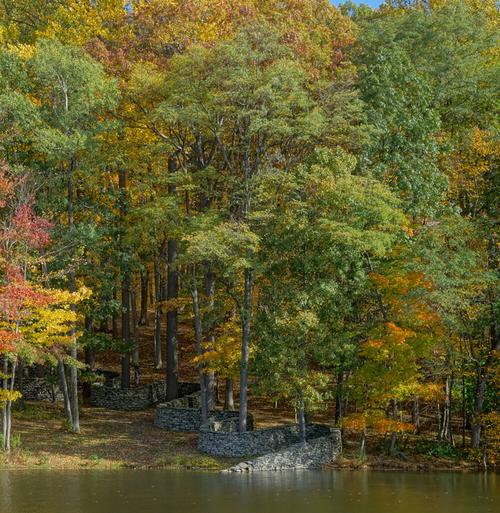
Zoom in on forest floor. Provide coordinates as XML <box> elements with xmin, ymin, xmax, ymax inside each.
<box><xmin>0</xmin><ymin>314</ymin><xmax>486</xmax><ymax>472</ymax></box>
<box><xmin>0</xmin><ymin>400</ymin><xmax>482</xmax><ymax>472</ymax></box>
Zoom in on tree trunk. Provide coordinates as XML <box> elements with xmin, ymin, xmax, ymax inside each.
<box><xmin>238</xmin><ymin>268</ymin><xmax>253</xmax><ymax>433</ymax></box>
<box><xmin>389</xmin><ymin>399</ymin><xmax>398</xmax><ymax>454</ymax></box>
<box><xmin>439</xmin><ymin>374</ymin><xmax>454</xmax><ymax>444</ymax></box>
<box><xmin>139</xmin><ymin>267</ymin><xmax>149</xmax><ymax>326</ymax></box>
<box><xmin>224</xmin><ymin>378</ymin><xmax>235</xmax><ymax>411</ymax></box>
<box><xmin>335</xmin><ymin>371</ymin><xmax>344</xmax><ymax>425</ymax></box>
<box><xmin>412</xmin><ymin>396</ymin><xmax>420</xmax><ymax>435</ymax></box>
<box><xmin>360</xmin><ymin>429</ymin><xmax>367</xmax><ymax>459</ymax></box>
<box><xmin>204</xmin><ymin>267</ymin><xmax>216</xmax><ymax>411</ymax></box>
<box><xmin>131</xmin><ymin>288</ymin><xmax>139</xmax><ymax>366</ymax></box>
<box><xmin>190</xmin><ymin>266</ymin><xmax>208</xmax><ymax>422</ymax></box>
<box><xmin>119</xmin><ymin>169</ymin><xmax>131</xmax><ymax>390</ymax></box>
<box><xmin>166</xmin><ymin>157</ymin><xmax>179</xmax><ymax>400</ymax></box>
<box><xmin>297</xmin><ymin>389</ymin><xmax>306</xmax><ymax>443</ymax></box>
<box><xmin>58</xmin><ymin>357</ymin><xmax>72</xmax><ymax>424</ymax></box>
<box><xmin>153</xmin><ymin>256</ymin><xmax>162</xmax><ymax>369</ymax></box>
<box><xmin>67</xmin><ymin>158</ymin><xmax>80</xmax><ymax>433</ymax></box>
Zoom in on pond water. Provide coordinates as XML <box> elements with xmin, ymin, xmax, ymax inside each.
<box><xmin>0</xmin><ymin>469</ymin><xmax>497</xmax><ymax>513</ymax></box>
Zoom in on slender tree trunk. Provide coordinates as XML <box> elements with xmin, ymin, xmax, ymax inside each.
<box><xmin>2</xmin><ymin>360</ymin><xmax>17</xmax><ymax>452</ymax></box>
<box><xmin>83</xmin><ymin>316</ymin><xmax>95</xmax><ymax>402</ymax></box>
<box><xmin>166</xmin><ymin>157</ymin><xmax>179</xmax><ymax>400</ymax></box>
<box><xmin>224</xmin><ymin>378</ymin><xmax>235</xmax><ymax>411</ymax></box>
<box><xmin>297</xmin><ymin>388</ymin><xmax>306</xmax><ymax>443</ymax></box>
<box><xmin>238</xmin><ymin>268</ymin><xmax>253</xmax><ymax>433</ymax></box>
<box><xmin>139</xmin><ymin>267</ymin><xmax>149</xmax><ymax>326</ymax></box>
<box><xmin>204</xmin><ymin>267</ymin><xmax>216</xmax><ymax>411</ymax></box>
<box><xmin>67</xmin><ymin>158</ymin><xmax>80</xmax><ymax>433</ymax></box>
<box><xmin>360</xmin><ymin>429</ymin><xmax>367</xmax><ymax>459</ymax></box>
<box><xmin>389</xmin><ymin>399</ymin><xmax>398</xmax><ymax>454</ymax></box>
<box><xmin>190</xmin><ymin>266</ymin><xmax>208</xmax><ymax>422</ymax></box>
<box><xmin>119</xmin><ymin>169</ymin><xmax>131</xmax><ymax>390</ymax></box>
<box><xmin>112</xmin><ymin>288</ymin><xmax>118</xmax><ymax>340</ymax></box>
<box><xmin>412</xmin><ymin>396</ymin><xmax>420</xmax><ymax>435</ymax></box>
<box><xmin>58</xmin><ymin>357</ymin><xmax>72</xmax><ymax>424</ymax></box>
<box><xmin>153</xmin><ymin>256</ymin><xmax>162</xmax><ymax>368</ymax></box>
<box><xmin>335</xmin><ymin>371</ymin><xmax>344</xmax><ymax>426</ymax></box>
<box><xmin>131</xmin><ymin>288</ymin><xmax>139</xmax><ymax>366</ymax></box>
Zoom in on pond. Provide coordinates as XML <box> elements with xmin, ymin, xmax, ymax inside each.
<box><xmin>0</xmin><ymin>469</ymin><xmax>497</xmax><ymax>513</ymax></box>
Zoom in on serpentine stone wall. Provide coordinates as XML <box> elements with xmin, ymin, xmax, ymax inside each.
<box><xmin>90</xmin><ymin>381</ymin><xmax>199</xmax><ymax>411</ymax></box>
<box><xmin>198</xmin><ymin>422</ymin><xmax>332</xmax><ymax>458</ymax></box>
<box><xmin>154</xmin><ymin>393</ymin><xmax>253</xmax><ymax>432</ymax></box>
<box><xmin>223</xmin><ymin>431</ymin><xmax>342</xmax><ymax>472</ymax></box>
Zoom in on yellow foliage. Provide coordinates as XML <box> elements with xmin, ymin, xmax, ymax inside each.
<box><xmin>0</xmin><ymin>389</ymin><xmax>21</xmax><ymax>404</ymax></box>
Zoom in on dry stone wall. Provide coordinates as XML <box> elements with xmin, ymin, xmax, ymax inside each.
<box><xmin>90</xmin><ymin>381</ymin><xmax>199</xmax><ymax>411</ymax></box>
<box><xmin>223</xmin><ymin>431</ymin><xmax>342</xmax><ymax>472</ymax></box>
<box><xmin>154</xmin><ymin>393</ymin><xmax>253</xmax><ymax>432</ymax></box>
<box><xmin>198</xmin><ymin>422</ymin><xmax>332</xmax><ymax>458</ymax></box>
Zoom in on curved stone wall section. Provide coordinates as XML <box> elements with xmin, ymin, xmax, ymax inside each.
<box><xmin>90</xmin><ymin>381</ymin><xmax>199</xmax><ymax>411</ymax></box>
<box><xmin>154</xmin><ymin>395</ymin><xmax>253</xmax><ymax>432</ymax></box>
<box><xmin>224</xmin><ymin>431</ymin><xmax>342</xmax><ymax>472</ymax></box>
<box><xmin>198</xmin><ymin>423</ymin><xmax>331</xmax><ymax>458</ymax></box>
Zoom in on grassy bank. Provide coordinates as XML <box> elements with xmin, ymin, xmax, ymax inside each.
<box><xmin>1</xmin><ymin>402</ymin><xmax>235</xmax><ymax>471</ymax></box>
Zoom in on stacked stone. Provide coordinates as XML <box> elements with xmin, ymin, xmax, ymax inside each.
<box><xmin>198</xmin><ymin>423</ymin><xmax>332</xmax><ymax>458</ymax></box>
<box><xmin>90</xmin><ymin>381</ymin><xmax>199</xmax><ymax>411</ymax></box>
<box><xmin>154</xmin><ymin>394</ymin><xmax>252</xmax><ymax>432</ymax></box>
<box><xmin>17</xmin><ymin>377</ymin><xmax>63</xmax><ymax>402</ymax></box>
<box><xmin>222</xmin><ymin>431</ymin><xmax>342</xmax><ymax>472</ymax></box>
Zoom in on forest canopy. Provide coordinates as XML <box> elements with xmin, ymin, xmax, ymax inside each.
<box><xmin>0</xmin><ymin>0</ymin><xmax>498</xmax><ymax>465</ymax></box>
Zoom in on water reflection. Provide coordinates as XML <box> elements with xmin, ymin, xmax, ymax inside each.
<box><xmin>0</xmin><ymin>469</ymin><xmax>497</xmax><ymax>513</ymax></box>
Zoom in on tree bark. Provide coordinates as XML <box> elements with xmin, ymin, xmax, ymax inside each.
<box><xmin>166</xmin><ymin>157</ymin><xmax>179</xmax><ymax>400</ymax></box>
<box><xmin>153</xmin><ymin>256</ymin><xmax>162</xmax><ymax>368</ymax></box>
<box><xmin>335</xmin><ymin>372</ymin><xmax>344</xmax><ymax>425</ymax></box>
<box><xmin>139</xmin><ymin>267</ymin><xmax>149</xmax><ymax>325</ymax></box>
<box><xmin>224</xmin><ymin>378</ymin><xmax>235</xmax><ymax>411</ymax></box>
<box><xmin>190</xmin><ymin>266</ymin><xmax>208</xmax><ymax>422</ymax></box>
<box><xmin>119</xmin><ymin>168</ymin><xmax>131</xmax><ymax>390</ymax></box>
<box><xmin>67</xmin><ymin>158</ymin><xmax>80</xmax><ymax>433</ymax></box>
<box><xmin>204</xmin><ymin>267</ymin><xmax>216</xmax><ymax>411</ymax></box>
<box><xmin>238</xmin><ymin>268</ymin><xmax>252</xmax><ymax>433</ymax></box>
<box><xmin>131</xmin><ymin>288</ymin><xmax>139</xmax><ymax>366</ymax></box>
<box><xmin>58</xmin><ymin>356</ymin><xmax>72</xmax><ymax>424</ymax></box>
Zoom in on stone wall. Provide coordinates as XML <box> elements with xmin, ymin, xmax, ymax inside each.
<box><xmin>154</xmin><ymin>394</ymin><xmax>253</xmax><ymax>432</ymax></box>
<box><xmin>198</xmin><ymin>423</ymin><xmax>332</xmax><ymax>458</ymax></box>
<box><xmin>17</xmin><ymin>377</ymin><xmax>63</xmax><ymax>402</ymax></box>
<box><xmin>223</xmin><ymin>431</ymin><xmax>342</xmax><ymax>472</ymax></box>
<box><xmin>90</xmin><ymin>381</ymin><xmax>199</xmax><ymax>411</ymax></box>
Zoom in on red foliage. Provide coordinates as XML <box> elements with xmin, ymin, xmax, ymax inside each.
<box><xmin>0</xmin><ymin>330</ymin><xmax>21</xmax><ymax>354</ymax></box>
